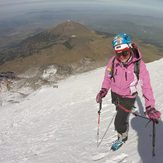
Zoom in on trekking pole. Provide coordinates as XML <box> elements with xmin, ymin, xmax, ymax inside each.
<box><xmin>97</xmin><ymin>112</ymin><xmax>116</xmax><ymax>148</ymax></box>
<box><xmin>97</xmin><ymin>100</ymin><xmax>102</xmax><ymax>147</ymax></box>
<box><xmin>152</xmin><ymin>120</ymin><xmax>156</xmax><ymax>157</ymax></box>
<box><xmin>136</xmin><ymin>115</ymin><xmax>157</xmax><ymax>157</ymax></box>
<box><xmin>144</xmin><ymin>119</ymin><xmax>158</xmax><ymax>157</ymax></box>
<box><xmin>117</xmin><ymin>103</ymin><xmax>160</xmax><ymax>157</ymax></box>
<box><xmin>117</xmin><ymin>103</ymin><xmax>150</xmax><ymax>121</ymax></box>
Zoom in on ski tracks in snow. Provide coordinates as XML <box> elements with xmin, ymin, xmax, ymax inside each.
<box><xmin>92</xmin><ymin>151</ymin><xmax>128</xmax><ymax>163</ymax></box>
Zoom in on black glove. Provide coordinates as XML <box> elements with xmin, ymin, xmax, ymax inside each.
<box><xmin>96</xmin><ymin>88</ymin><xmax>108</xmax><ymax>103</ymax></box>
<box><xmin>146</xmin><ymin>106</ymin><xmax>161</xmax><ymax>121</ymax></box>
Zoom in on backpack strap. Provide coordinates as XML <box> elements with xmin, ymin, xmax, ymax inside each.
<box><xmin>134</xmin><ymin>60</ymin><xmax>140</xmax><ymax>80</ymax></box>
<box><xmin>110</xmin><ymin>57</ymin><xmax>116</xmax><ymax>82</ymax></box>
<box><xmin>131</xmin><ymin>46</ymin><xmax>141</xmax><ymax>80</ymax></box>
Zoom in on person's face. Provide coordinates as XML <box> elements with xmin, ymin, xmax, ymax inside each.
<box><xmin>116</xmin><ymin>49</ymin><xmax>131</xmax><ymax>63</ymax></box>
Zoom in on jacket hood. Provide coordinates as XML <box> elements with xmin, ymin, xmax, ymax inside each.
<box><xmin>132</xmin><ymin>47</ymin><xmax>142</xmax><ymax>62</ymax></box>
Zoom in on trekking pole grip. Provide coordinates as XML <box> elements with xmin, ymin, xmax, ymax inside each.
<box><xmin>98</xmin><ymin>100</ymin><xmax>102</xmax><ymax>114</ymax></box>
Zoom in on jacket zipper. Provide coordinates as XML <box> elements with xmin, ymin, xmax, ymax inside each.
<box><xmin>125</xmin><ymin>72</ymin><xmax>127</xmax><ymax>81</ymax></box>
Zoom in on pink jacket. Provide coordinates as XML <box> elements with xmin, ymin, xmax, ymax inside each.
<box><xmin>102</xmin><ymin>52</ymin><xmax>155</xmax><ymax>108</ymax></box>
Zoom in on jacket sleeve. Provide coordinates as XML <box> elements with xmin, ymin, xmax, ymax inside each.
<box><xmin>139</xmin><ymin>60</ymin><xmax>155</xmax><ymax>108</ymax></box>
<box><xmin>101</xmin><ymin>57</ymin><xmax>114</xmax><ymax>91</ymax></box>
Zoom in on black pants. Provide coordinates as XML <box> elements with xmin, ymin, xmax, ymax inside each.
<box><xmin>111</xmin><ymin>91</ymin><xmax>136</xmax><ymax>134</ymax></box>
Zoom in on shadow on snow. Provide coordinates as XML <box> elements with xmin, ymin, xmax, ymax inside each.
<box><xmin>131</xmin><ymin>96</ymin><xmax>163</xmax><ymax>163</ymax></box>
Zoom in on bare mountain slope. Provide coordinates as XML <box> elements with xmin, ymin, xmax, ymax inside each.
<box><xmin>0</xmin><ymin>20</ymin><xmax>113</xmax><ymax>74</ymax></box>
<box><xmin>0</xmin><ymin>21</ymin><xmax>162</xmax><ymax>101</ymax></box>
<box><xmin>0</xmin><ymin>20</ymin><xmax>162</xmax><ymax>81</ymax></box>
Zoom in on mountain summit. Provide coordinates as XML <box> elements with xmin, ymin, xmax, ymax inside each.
<box><xmin>0</xmin><ymin>21</ymin><xmax>162</xmax><ymax>75</ymax></box>
<box><xmin>48</xmin><ymin>20</ymin><xmax>93</xmax><ymax>37</ymax></box>
<box><xmin>0</xmin><ymin>21</ymin><xmax>112</xmax><ymax>74</ymax></box>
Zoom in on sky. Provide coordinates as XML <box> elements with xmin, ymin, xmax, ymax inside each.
<box><xmin>0</xmin><ymin>0</ymin><xmax>162</xmax><ymax>6</ymax></box>
<box><xmin>0</xmin><ymin>0</ymin><xmax>163</xmax><ymax>20</ymax></box>
<box><xmin>0</xmin><ymin>0</ymin><xmax>163</xmax><ymax>49</ymax></box>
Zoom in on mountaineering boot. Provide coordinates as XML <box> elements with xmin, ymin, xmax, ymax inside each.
<box><xmin>111</xmin><ymin>132</ymin><xmax>128</xmax><ymax>151</ymax></box>
<box><xmin>117</xmin><ymin>132</ymin><xmax>128</xmax><ymax>142</ymax></box>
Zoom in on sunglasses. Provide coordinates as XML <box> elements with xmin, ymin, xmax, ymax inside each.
<box><xmin>116</xmin><ymin>50</ymin><xmax>130</xmax><ymax>57</ymax></box>
<box><xmin>116</xmin><ymin>50</ymin><xmax>130</xmax><ymax>56</ymax></box>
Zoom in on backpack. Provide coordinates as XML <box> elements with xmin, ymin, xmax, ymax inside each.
<box><xmin>110</xmin><ymin>47</ymin><xmax>141</xmax><ymax>81</ymax></box>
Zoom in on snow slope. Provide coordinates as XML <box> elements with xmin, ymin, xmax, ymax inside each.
<box><xmin>0</xmin><ymin>59</ymin><xmax>163</xmax><ymax>163</ymax></box>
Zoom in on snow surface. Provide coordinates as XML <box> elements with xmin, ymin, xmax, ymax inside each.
<box><xmin>0</xmin><ymin>59</ymin><xmax>163</xmax><ymax>163</ymax></box>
